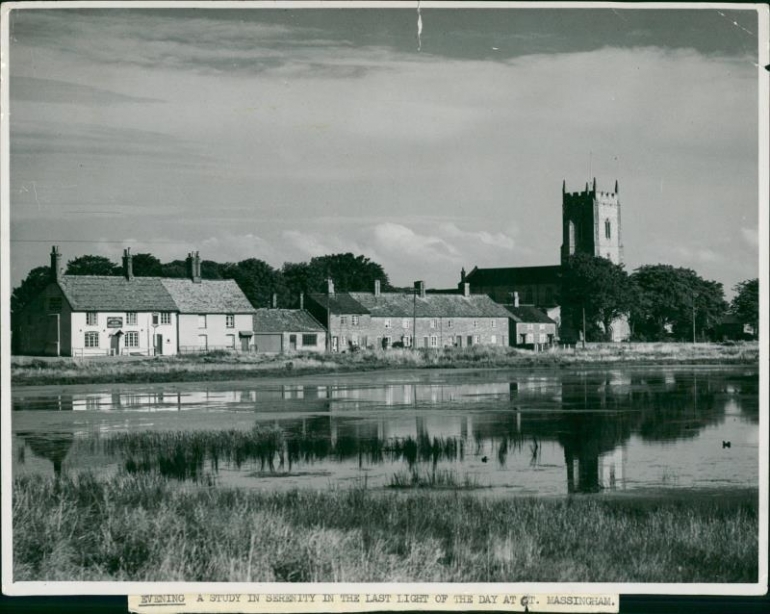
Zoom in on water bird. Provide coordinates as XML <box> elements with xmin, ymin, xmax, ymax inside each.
<box><xmin>481</xmin><ymin>456</ymin><xmax>488</xmax><ymax>463</ymax></box>
<box><xmin>722</xmin><ymin>441</ymin><xmax>731</xmax><ymax>449</ymax></box>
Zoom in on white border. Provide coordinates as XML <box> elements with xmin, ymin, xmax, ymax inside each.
<box><xmin>1</xmin><ymin>0</ymin><xmax>767</xmax><ymax>599</ymax></box>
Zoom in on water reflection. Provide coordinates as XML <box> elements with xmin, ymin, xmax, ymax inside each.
<box><xmin>12</xmin><ymin>367</ymin><xmax>759</xmax><ymax>495</ymax></box>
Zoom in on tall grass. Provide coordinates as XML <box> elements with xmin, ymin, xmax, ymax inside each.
<box><xmin>11</xmin><ymin>342</ymin><xmax>759</xmax><ymax>386</ymax></box>
<box><xmin>13</xmin><ymin>473</ymin><xmax>758</xmax><ymax>583</ymax></box>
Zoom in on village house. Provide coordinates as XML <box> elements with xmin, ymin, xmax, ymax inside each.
<box><xmin>252</xmin><ymin>295</ymin><xmax>326</xmax><ymax>354</ymax></box>
<box><xmin>161</xmin><ymin>252</ymin><xmax>256</xmax><ymax>353</ymax></box>
<box><xmin>306</xmin><ymin>280</ymin><xmax>510</xmax><ymax>352</ymax></box>
<box><xmin>13</xmin><ymin>247</ymin><xmax>256</xmax><ymax>356</ymax></box>
<box><xmin>503</xmin><ymin>293</ymin><xmax>558</xmax><ymax>350</ymax></box>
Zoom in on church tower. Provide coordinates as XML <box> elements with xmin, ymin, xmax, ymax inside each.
<box><xmin>560</xmin><ymin>178</ymin><xmax>623</xmax><ymax>266</ymax></box>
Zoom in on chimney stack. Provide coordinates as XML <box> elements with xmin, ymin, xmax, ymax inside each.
<box><xmin>374</xmin><ymin>279</ymin><xmax>381</xmax><ymax>297</ymax></box>
<box><xmin>592</xmin><ymin>177</ymin><xmax>597</xmax><ymax>192</ymax></box>
<box><xmin>299</xmin><ymin>292</ymin><xmax>304</xmax><ymax>310</ymax></box>
<box><xmin>327</xmin><ymin>278</ymin><xmax>335</xmax><ymax>297</ymax></box>
<box><xmin>460</xmin><ymin>267</ymin><xmax>466</xmax><ymax>283</ymax></box>
<box><xmin>272</xmin><ymin>293</ymin><xmax>278</xmax><ymax>309</ymax></box>
<box><xmin>50</xmin><ymin>245</ymin><xmax>62</xmax><ymax>283</ymax></box>
<box><xmin>415</xmin><ymin>280</ymin><xmax>426</xmax><ymax>299</ymax></box>
<box><xmin>187</xmin><ymin>251</ymin><xmax>202</xmax><ymax>283</ymax></box>
<box><xmin>615</xmin><ymin>179</ymin><xmax>619</xmax><ymax>195</ymax></box>
<box><xmin>463</xmin><ymin>283</ymin><xmax>470</xmax><ymax>298</ymax></box>
<box><xmin>514</xmin><ymin>291</ymin><xmax>520</xmax><ymax>308</ymax></box>
<box><xmin>122</xmin><ymin>248</ymin><xmax>134</xmax><ymax>281</ymax></box>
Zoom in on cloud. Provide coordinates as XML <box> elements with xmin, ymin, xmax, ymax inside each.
<box><xmin>10</xmin><ymin>76</ymin><xmax>161</xmax><ymax>105</ymax></box>
<box><xmin>438</xmin><ymin>222</ymin><xmax>515</xmax><ymax>250</ymax></box>
<box><xmin>741</xmin><ymin>227</ymin><xmax>759</xmax><ymax>248</ymax></box>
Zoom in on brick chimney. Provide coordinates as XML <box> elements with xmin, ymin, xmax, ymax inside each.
<box><xmin>187</xmin><ymin>251</ymin><xmax>202</xmax><ymax>283</ymax></box>
<box><xmin>463</xmin><ymin>283</ymin><xmax>470</xmax><ymax>298</ymax></box>
<box><xmin>414</xmin><ymin>280</ymin><xmax>426</xmax><ymax>298</ymax></box>
<box><xmin>513</xmin><ymin>291</ymin><xmax>520</xmax><ymax>308</ymax></box>
<box><xmin>122</xmin><ymin>248</ymin><xmax>134</xmax><ymax>281</ymax></box>
<box><xmin>327</xmin><ymin>278</ymin><xmax>335</xmax><ymax>297</ymax></box>
<box><xmin>50</xmin><ymin>245</ymin><xmax>62</xmax><ymax>282</ymax></box>
<box><xmin>374</xmin><ymin>280</ymin><xmax>381</xmax><ymax>297</ymax></box>
<box><xmin>272</xmin><ymin>293</ymin><xmax>278</xmax><ymax>308</ymax></box>
<box><xmin>299</xmin><ymin>292</ymin><xmax>304</xmax><ymax>310</ymax></box>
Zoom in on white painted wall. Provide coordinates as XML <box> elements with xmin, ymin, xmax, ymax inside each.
<box><xmin>71</xmin><ymin>311</ymin><xmax>178</xmax><ymax>356</ymax></box>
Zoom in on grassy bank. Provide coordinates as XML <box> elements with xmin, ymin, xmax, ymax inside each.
<box><xmin>11</xmin><ymin>342</ymin><xmax>759</xmax><ymax>387</ymax></box>
<box><xmin>13</xmin><ymin>473</ymin><xmax>758</xmax><ymax>583</ymax></box>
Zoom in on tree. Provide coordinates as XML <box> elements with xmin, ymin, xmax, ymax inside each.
<box><xmin>130</xmin><ymin>253</ymin><xmax>163</xmax><ymax>277</ymax></box>
<box><xmin>561</xmin><ymin>254</ymin><xmax>634</xmax><ymax>342</ymax></box>
<box><xmin>65</xmin><ymin>255</ymin><xmax>120</xmax><ymax>276</ymax></box>
<box><xmin>630</xmin><ymin>265</ymin><xmax>727</xmax><ymax>341</ymax></box>
<box><xmin>11</xmin><ymin>266</ymin><xmax>53</xmax><ymax>318</ymax></box>
<box><xmin>306</xmin><ymin>253</ymin><xmax>390</xmax><ymax>293</ymax></box>
<box><xmin>731</xmin><ymin>278</ymin><xmax>759</xmax><ymax>335</ymax></box>
<box><xmin>220</xmin><ymin>258</ymin><xmax>285</xmax><ymax>308</ymax></box>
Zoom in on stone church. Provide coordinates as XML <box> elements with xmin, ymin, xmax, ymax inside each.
<box><xmin>463</xmin><ymin>178</ymin><xmax>629</xmax><ymax>342</ymax></box>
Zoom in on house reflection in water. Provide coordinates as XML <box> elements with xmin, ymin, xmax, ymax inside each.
<box><xmin>17</xmin><ymin>432</ymin><xmax>75</xmax><ymax>477</ymax></box>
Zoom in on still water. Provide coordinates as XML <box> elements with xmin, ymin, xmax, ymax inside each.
<box><xmin>12</xmin><ymin>366</ymin><xmax>759</xmax><ymax>496</ymax></box>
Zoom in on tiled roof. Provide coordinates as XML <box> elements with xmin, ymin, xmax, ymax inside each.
<box><xmin>308</xmin><ymin>293</ymin><xmax>369</xmax><ymax>315</ymax></box>
<box><xmin>160</xmin><ymin>279</ymin><xmax>255</xmax><ymax>313</ymax></box>
<box><xmin>348</xmin><ymin>291</ymin><xmax>512</xmax><ymax>318</ymax></box>
<box><xmin>503</xmin><ymin>305</ymin><xmax>557</xmax><ymax>324</ymax></box>
<box><xmin>465</xmin><ymin>265</ymin><xmax>561</xmax><ymax>286</ymax></box>
<box><xmin>253</xmin><ymin>309</ymin><xmax>326</xmax><ymax>333</ymax></box>
<box><xmin>58</xmin><ymin>276</ymin><xmax>177</xmax><ymax>312</ymax></box>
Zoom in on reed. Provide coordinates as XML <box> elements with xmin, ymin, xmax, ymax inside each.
<box><xmin>13</xmin><ymin>473</ymin><xmax>758</xmax><ymax>583</ymax></box>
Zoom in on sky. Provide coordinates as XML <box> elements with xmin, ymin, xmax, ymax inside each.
<box><xmin>6</xmin><ymin>4</ymin><xmax>763</xmax><ymax>296</ymax></box>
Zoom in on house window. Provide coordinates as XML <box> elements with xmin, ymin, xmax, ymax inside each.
<box><xmin>540</xmin><ymin>334</ymin><xmax>547</xmax><ymax>343</ymax></box>
<box><xmin>474</xmin><ymin>335</ymin><xmax>480</xmax><ymax>344</ymax></box>
<box><xmin>402</xmin><ymin>319</ymin><xmax>409</xmax><ymax>329</ymax></box>
<box><xmin>198</xmin><ymin>334</ymin><xmax>208</xmax><ymax>350</ymax></box>
<box><xmin>160</xmin><ymin>312</ymin><xmax>171</xmax><ymax>324</ymax></box>
<box><xmin>226</xmin><ymin>334</ymin><xmax>236</xmax><ymax>348</ymax></box>
<box><xmin>403</xmin><ymin>335</ymin><xmax>412</xmax><ymax>347</ymax></box>
<box><xmin>152</xmin><ymin>313</ymin><xmax>159</xmax><ymax>325</ymax></box>
<box><xmin>491</xmin><ymin>335</ymin><xmax>497</xmax><ymax>344</ymax></box>
<box><xmin>198</xmin><ymin>314</ymin><xmax>207</xmax><ymax>328</ymax></box>
<box><xmin>125</xmin><ymin>331</ymin><xmax>139</xmax><ymax>348</ymax></box>
<box><xmin>539</xmin><ymin>324</ymin><xmax>545</xmax><ymax>330</ymax></box>
<box><xmin>226</xmin><ymin>314</ymin><xmax>235</xmax><ymax>328</ymax></box>
<box><xmin>473</xmin><ymin>320</ymin><xmax>478</xmax><ymax>327</ymax></box>
<box><xmin>430</xmin><ymin>319</ymin><xmax>437</xmax><ymax>329</ymax></box>
<box><xmin>384</xmin><ymin>319</ymin><xmax>391</xmax><ymax>329</ymax></box>
<box><xmin>86</xmin><ymin>312</ymin><xmax>98</xmax><ymax>325</ymax></box>
<box><xmin>605</xmin><ymin>219</ymin><xmax>612</xmax><ymax>239</ymax></box>
<box><xmin>447</xmin><ymin>319</ymin><xmax>452</xmax><ymax>328</ymax></box>
<box><xmin>527</xmin><ymin>324</ymin><xmax>534</xmax><ymax>330</ymax></box>
<box><xmin>126</xmin><ymin>312</ymin><xmax>137</xmax><ymax>325</ymax></box>
<box><xmin>302</xmin><ymin>334</ymin><xmax>317</xmax><ymax>346</ymax></box>
<box><xmin>492</xmin><ymin>320</ymin><xmax>496</xmax><ymax>328</ymax></box>
<box><xmin>84</xmin><ymin>332</ymin><xmax>99</xmax><ymax>348</ymax></box>
<box><xmin>430</xmin><ymin>335</ymin><xmax>438</xmax><ymax>347</ymax></box>
<box><xmin>48</xmin><ymin>297</ymin><xmax>62</xmax><ymax>313</ymax></box>
<box><xmin>350</xmin><ymin>334</ymin><xmax>359</xmax><ymax>347</ymax></box>
<box><xmin>339</xmin><ymin>316</ymin><xmax>347</xmax><ymax>325</ymax></box>
<box><xmin>351</xmin><ymin>315</ymin><xmax>359</xmax><ymax>326</ymax></box>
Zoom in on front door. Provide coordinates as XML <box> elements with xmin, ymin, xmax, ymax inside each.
<box><xmin>110</xmin><ymin>333</ymin><xmax>121</xmax><ymax>356</ymax></box>
<box><xmin>241</xmin><ymin>336</ymin><xmax>250</xmax><ymax>351</ymax></box>
<box><xmin>155</xmin><ymin>334</ymin><xmax>163</xmax><ymax>355</ymax></box>
<box><xmin>289</xmin><ymin>334</ymin><xmax>297</xmax><ymax>351</ymax></box>
<box><xmin>467</xmin><ymin>335</ymin><xmax>473</xmax><ymax>347</ymax></box>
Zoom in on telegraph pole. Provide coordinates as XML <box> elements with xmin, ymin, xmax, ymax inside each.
<box><xmin>582</xmin><ymin>305</ymin><xmax>587</xmax><ymax>350</ymax></box>
<box><xmin>692</xmin><ymin>292</ymin><xmax>697</xmax><ymax>344</ymax></box>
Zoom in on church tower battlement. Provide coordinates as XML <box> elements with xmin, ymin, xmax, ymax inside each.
<box><xmin>560</xmin><ymin>177</ymin><xmax>623</xmax><ymax>266</ymax></box>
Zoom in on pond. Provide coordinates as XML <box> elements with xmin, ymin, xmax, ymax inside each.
<box><xmin>11</xmin><ymin>366</ymin><xmax>759</xmax><ymax>496</ymax></box>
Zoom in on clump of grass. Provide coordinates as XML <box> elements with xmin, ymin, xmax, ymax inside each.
<box><xmin>13</xmin><ymin>473</ymin><xmax>759</xmax><ymax>583</ymax></box>
<box><xmin>11</xmin><ymin>342</ymin><xmax>758</xmax><ymax>387</ymax></box>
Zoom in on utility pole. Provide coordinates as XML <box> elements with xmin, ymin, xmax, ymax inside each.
<box><xmin>413</xmin><ymin>284</ymin><xmax>417</xmax><ymax>350</ymax></box>
<box><xmin>582</xmin><ymin>305</ymin><xmax>587</xmax><ymax>350</ymax></box>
